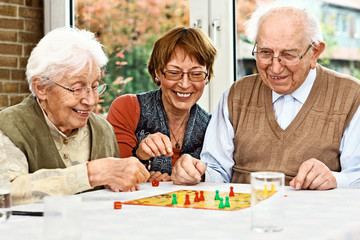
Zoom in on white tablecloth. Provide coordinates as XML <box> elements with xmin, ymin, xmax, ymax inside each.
<box><xmin>2</xmin><ymin>182</ymin><xmax>360</xmax><ymax>240</ymax></box>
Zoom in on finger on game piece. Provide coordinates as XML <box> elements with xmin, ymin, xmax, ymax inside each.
<box><xmin>199</xmin><ymin>190</ymin><xmax>205</xmax><ymax>201</ymax></box>
<box><xmin>114</xmin><ymin>201</ymin><xmax>122</xmax><ymax>209</ymax></box>
<box><xmin>225</xmin><ymin>196</ymin><xmax>230</xmax><ymax>208</ymax></box>
<box><xmin>184</xmin><ymin>194</ymin><xmax>190</xmax><ymax>205</ymax></box>
<box><xmin>172</xmin><ymin>193</ymin><xmax>178</xmax><ymax>205</ymax></box>
<box><xmin>152</xmin><ymin>179</ymin><xmax>159</xmax><ymax>187</ymax></box>
<box><xmin>194</xmin><ymin>191</ymin><xmax>199</xmax><ymax>202</ymax></box>
<box><xmin>229</xmin><ymin>186</ymin><xmax>235</xmax><ymax>197</ymax></box>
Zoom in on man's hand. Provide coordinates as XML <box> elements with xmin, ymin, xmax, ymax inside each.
<box><xmin>136</xmin><ymin>132</ymin><xmax>173</xmax><ymax>160</ymax></box>
<box><xmin>87</xmin><ymin>157</ymin><xmax>150</xmax><ymax>192</ymax></box>
<box><xmin>289</xmin><ymin>158</ymin><xmax>337</xmax><ymax>190</ymax></box>
<box><xmin>171</xmin><ymin>154</ymin><xmax>206</xmax><ymax>185</ymax></box>
<box><xmin>147</xmin><ymin>171</ymin><xmax>171</xmax><ymax>182</ymax></box>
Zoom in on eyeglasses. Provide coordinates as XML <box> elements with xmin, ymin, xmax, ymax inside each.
<box><xmin>43</xmin><ymin>77</ymin><xmax>107</xmax><ymax>96</ymax></box>
<box><xmin>161</xmin><ymin>70</ymin><xmax>208</xmax><ymax>82</ymax></box>
<box><xmin>252</xmin><ymin>43</ymin><xmax>314</xmax><ymax>66</ymax></box>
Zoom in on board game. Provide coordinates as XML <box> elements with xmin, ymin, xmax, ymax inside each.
<box><xmin>123</xmin><ymin>189</ymin><xmax>255</xmax><ymax>211</ymax></box>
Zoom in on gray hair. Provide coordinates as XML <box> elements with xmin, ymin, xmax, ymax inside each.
<box><xmin>26</xmin><ymin>27</ymin><xmax>108</xmax><ymax>96</ymax></box>
<box><xmin>245</xmin><ymin>2</ymin><xmax>323</xmax><ymax>45</ymax></box>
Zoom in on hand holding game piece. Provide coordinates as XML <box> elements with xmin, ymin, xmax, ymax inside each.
<box><xmin>87</xmin><ymin>157</ymin><xmax>150</xmax><ymax>192</ymax></box>
<box><xmin>152</xmin><ymin>179</ymin><xmax>160</xmax><ymax>187</ymax></box>
<box><xmin>229</xmin><ymin>186</ymin><xmax>235</xmax><ymax>197</ymax></box>
<box><xmin>148</xmin><ymin>171</ymin><xmax>171</xmax><ymax>182</ymax></box>
<box><xmin>171</xmin><ymin>154</ymin><xmax>207</xmax><ymax>185</ymax></box>
<box><xmin>136</xmin><ymin>132</ymin><xmax>173</xmax><ymax>160</ymax></box>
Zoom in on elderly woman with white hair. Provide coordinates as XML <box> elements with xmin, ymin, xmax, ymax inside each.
<box><xmin>0</xmin><ymin>27</ymin><xmax>149</xmax><ymax>205</ymax></box>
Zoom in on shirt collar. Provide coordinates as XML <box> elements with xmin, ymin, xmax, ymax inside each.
<box><xmin>272</xmin><ymin>68</ymin><xmax>317</xmax><ymax>104</ymax></box>
<box><xmin>36</xmin><ymin>98</ymin><xmax>79</xmax><ymax>138</ymax></box>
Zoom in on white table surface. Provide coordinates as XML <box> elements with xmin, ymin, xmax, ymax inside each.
<box><xmin>2</xmin><ymin>182</ymin><xmax>360</xmax><ymax>240</ymax></box>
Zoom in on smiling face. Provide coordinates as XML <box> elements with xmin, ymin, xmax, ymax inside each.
<box><xmin>36</xmin><ymin>60</ymin><xmax>101</xmax><ymax>136</ymax></box>
<box><xmin>256</xmin><ymin>10</ymin><xmax>319</xmax><ymax>95</ymax></box>
<box><xmin>158</xmin><ymin>47</ymin><xmax>207</xmax><ymax>115</ymax></box>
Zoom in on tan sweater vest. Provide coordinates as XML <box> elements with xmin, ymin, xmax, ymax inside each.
<box><xmin>228</xmin><ymin>65</ymin><xmax>360</xmax><ymax>185</ymax></box>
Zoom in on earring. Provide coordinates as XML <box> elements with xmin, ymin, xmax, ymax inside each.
<box><xmin>155</xmin><ymin>77</ymin><xmax>159</xmax><ymax>81</ymax></box>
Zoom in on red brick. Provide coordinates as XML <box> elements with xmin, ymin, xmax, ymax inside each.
<box><xmin>0</xmin><ymin>5</ymin><xmax>17</xmax><ymax>17</ymax></box>
<box><xmin>3</xmin><ymin>82</ymin><xmax>18</xmax><ymax>93</ymax></box>
<box><xmin>0</xmin><ymin>69</ymin><xmax>10</xmax><ymax>80</ymax></box>
<box><xmin>25</xmin><ymin>19</ymin><xmax>43</xmax><ymax>32</ymax></box>
<box><xmin>19</xmin><ymin>31</ymin><xmax>42</xmax><ymax>43</ymax></box>
<box><xmin>0</xmin><ymin>18</ymin><xmax>24</xmax><ymax>29</ymax></box>
<box><xmin>19</xmin><ymin>7</ymin><xmax>42</xmax><ymax>19</ymax></box>
<box><xmin>24</xmin><ymin>44</ymin><xmax>36</xmax><ymax>55</ymax></box>
<box><xmin>18</xmin><ymin>81</ymin><xmax>29</xmax><ymax>93</ymax></box>
<box><xmin>20</xmin><ymin>57</ymin><xmax>28</xmax><ymax>68</ymax></box>
<box><xmin>11</xmin><ymin>69</ymin><xmax>25</xmax><ymax>80</ymax></box>
<box><xmin>0</xmin><ymin>56</ymin><xmax>17</xmax><ymax>68</ymax></box>
<box><xmin>0</xmin><ymin>30</ymin><xmax>17</xmax><ymax>41</ymax></box>
<box><xmin>0</xmin><ymin>95</ymin><xmax>8</xmax><ymax>107</ymax></box>
<box><xmin>0</xmin><ymin>43</ymin><xmax>22</xmax><ymax>55</ymax></box>
<box><xmin>11</xmin><ymin>0</ymin><xmax>25</xmax><ymax>4</ymax></box>
<box><xmin>25</xmin><ymin>0</ymin><xmax>41</xmax><ymax>7</ymax></box>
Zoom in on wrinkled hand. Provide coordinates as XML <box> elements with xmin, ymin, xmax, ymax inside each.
<box><xmin>87</xmin><ymin>157</ymin><xmax>150</xmax><ymax>192</ymax></box>
<box><xmin>171</xmin><ymin>154</ymin><xmax>206</xmax><ymax>185</ymax></box>
<box><xmin>289</xmin><ymin>158</ymin><xmax>337</xmax><ymax>190</ymax></box>
<box><xmin>147</xmin><ymin>171</ymin><xmax>171</xmax><ymax>182</ymax></box>
<box><xmin>136</xmin><ymin>132</ymin><xmax>173</xmax><ymax>160</ymax></box>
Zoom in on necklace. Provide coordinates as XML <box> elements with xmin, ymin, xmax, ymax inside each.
<box><xmin>169</xmin><ymin>116</ymin><xmax>188</xmax><ymax>149</ymax></box>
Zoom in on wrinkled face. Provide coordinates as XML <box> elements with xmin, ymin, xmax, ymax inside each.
<box><xmin>158</xmin><ymin>47</ymin><xmax>207</xmax><ymax>114</ymax></box>
<box><xmin>256</xmin><ymin>11</ymin><xmax>317</xmax><ymax>95</ymax></box>
<box><xmin>39</xmin><ymin>60</ymin><xmax>101</xmax><ymax>136</ymax></box>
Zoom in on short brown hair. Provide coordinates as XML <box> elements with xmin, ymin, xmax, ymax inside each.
<box><xmin>148</xmin><ymin>27</ymin><xmax>217</xmax><ymax>86</ymax></box>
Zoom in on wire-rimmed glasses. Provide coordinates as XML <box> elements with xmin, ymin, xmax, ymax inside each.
<box><xmin>252</xmin><ymin>42</ymin><xmax>314</xmax><ymax>66</ymax></box>
<box><xmin>161</xmin><ymin>70</ymin><xmax>208</xmax><ymax>82</ymax></box>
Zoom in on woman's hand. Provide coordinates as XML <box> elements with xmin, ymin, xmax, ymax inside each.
<box><xmin>136</xmin><ymin>132</ymin><xmax>173</xmax><ymax>160</ymax></box>
<box><xmin>147</xmin><ymin>171</ymin><xmax>171</xmax><ymax>182</ymax></box>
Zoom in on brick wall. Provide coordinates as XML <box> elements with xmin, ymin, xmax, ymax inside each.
<box><xmin>0</xmin><ymin>0</ymin><xmax>43</xmax><ymax>110</ymax></box>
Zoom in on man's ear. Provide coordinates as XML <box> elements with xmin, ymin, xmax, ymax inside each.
<box><xmin>33</xmin><ymin>76</ymin><xmax>47</xmax><ymax>101</ymax></box>
<box><xmin>310</xmin><ymin>41</ymin><xmax>325</xmax><ymax>69</ymax></box>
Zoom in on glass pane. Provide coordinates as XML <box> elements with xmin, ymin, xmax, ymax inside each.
<box><xmin>74</xmin><ymin>0</ymin><xmax>189</xmax><ymax>113</ymax></box>
<box><xmin>235</xmin><ymin>0</ymin><xmax>360</xmax><ymax>81</ymax></box>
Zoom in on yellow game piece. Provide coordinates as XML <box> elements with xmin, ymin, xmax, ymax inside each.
<box><xmin>178</xmin><ymin>192</ymin><xmax>183</xmax><ymax>205</ymax></box>
<box><xmin>271</xmin><ymin>184</ymin><xmax>275</xmax><ymax>194</ymax></box>
<box><xmin>264</xmin><ymin>184</ymin><xmax>268</xmax><ymax>196</ymax></box>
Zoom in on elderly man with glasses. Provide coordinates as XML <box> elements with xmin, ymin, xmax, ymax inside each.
<box><xmin>171</xmin><ymin>4</ymin><xmax>360</xmax><ymax>190</ymax></box>
<box><xmin>0</xmin><ymin>27</ymin><xmax>149</xmax><ymax>205</ymax></box>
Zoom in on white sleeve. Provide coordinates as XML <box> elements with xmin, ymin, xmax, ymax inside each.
<box><xmin>201</xmin><ymin>88</ymin><xmax>235</xmax><ymax>183</ymax></box>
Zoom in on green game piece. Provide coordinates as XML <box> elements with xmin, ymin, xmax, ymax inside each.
<box><xmin>218</xmin><ymin>197</ymin><xmax>224</xmax><ymax>209</ymax></box>
<box><xmin>225</xmin><ymin>196</ymin><xmax>230</xmax><ymax>208</ymax></box>
<box><xmin>172</xmin><ymin>193</ymin><xmax>177</xmax><ymax>205</ymax></box>
<box><xmin>214</xmin><ymin>190</ymin><xmax>220</xmax><ymax>200</ymax></box>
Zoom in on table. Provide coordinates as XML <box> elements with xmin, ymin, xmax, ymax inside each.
<box><xmin>2</xmin><ymin>182</ymin><xmax>360</xmax><ymax>240</ymax></box>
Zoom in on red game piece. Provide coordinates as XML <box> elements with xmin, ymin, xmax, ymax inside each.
<box><xmin>194</xmin><ymin>192</ymin><xmax>199</xmax><ymax>202</ymax></box>
<box><xmin>184</xmin><ymin>194</ymin><xmax>191</xmax><ymax>205</ymax></box>
<box><xmin>199</xmin><ymin>190</ymin><xmax>205</xmax><ymax>201</ymax></box>
<box><xmin>114</xmin><ymin>201</ymin><xmax>122</xmax><ymax>209</ymax></box>
<box><xmin>152</xmin><ymin>179</ymin><xmax>159</xmax><ymax>187</ymax></box>
<box><xmin>229</xmin><ymin>186</ymin><xmax>235</xmax><ymax>197</ymax></box>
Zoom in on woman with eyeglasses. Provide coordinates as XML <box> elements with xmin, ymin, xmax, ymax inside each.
<box><xmin>107</xmin><ymin>27</ymin><xmax>217</xmax><ymax>183</ymax></box>
<box><xmin>0</xmin><ymin>27</ymin><xmax>149</xmax><ymax>205</ymax></box>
